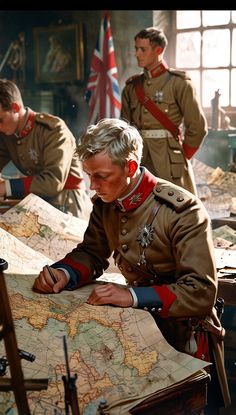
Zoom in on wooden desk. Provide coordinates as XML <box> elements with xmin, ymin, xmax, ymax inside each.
<box><xmin>130</xmin><ymin>370</ymin><xmax>210</xmax><ymax>415</ymax></box>
<box><xmin>0</xmin><ymin>199</ymin><xmax>21</xmax><ymax>214</ymax></box>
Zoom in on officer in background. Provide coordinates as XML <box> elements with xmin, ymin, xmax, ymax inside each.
<box><xmin>121</xmin><ymin>27</ymin><xmax>207</xmax><ymax>195</ymax></box>
<box><xmin>0</xmin><ymin>79</ymin><xmax>92</xmax><ymax>219</ymax></box>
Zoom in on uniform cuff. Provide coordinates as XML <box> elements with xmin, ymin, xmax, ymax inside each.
<box><xmin>129</xmin><ymin>287</ymin><xmax>138</xmax><ymax>308</ymax></box>
<box><xmin>5</xmin><ymin>180</ymin><xmax>12</xmax><ymax>197</ymax></box>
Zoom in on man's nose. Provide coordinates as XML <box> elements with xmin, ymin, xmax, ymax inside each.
<box><xmin>89</xmin><ymin>177</ymin><xmax>98</xmax><ymax>191</ymax></box>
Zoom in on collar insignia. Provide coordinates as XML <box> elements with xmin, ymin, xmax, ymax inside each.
<box><xmin>129</xmin><ymin>192</ymin><xmax>142</xmax><ymax>205</ymax></box>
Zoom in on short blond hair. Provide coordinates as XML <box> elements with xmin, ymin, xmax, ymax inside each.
<box><xmin>76</xmin><ymin>118</ymin><xmax>143</xmax><ymax>167</ymax></box>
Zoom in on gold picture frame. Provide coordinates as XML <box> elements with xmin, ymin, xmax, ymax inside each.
<box><xmin>33</xmin><ymin>24</ymin><xmax>84</xmax><ymax>83</ymax></box>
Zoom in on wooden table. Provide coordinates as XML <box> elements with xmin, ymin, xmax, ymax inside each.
<box><xmin>0</xmin><ymin>199</ymin><xmax>21</xmax><ymax>214</ymax></box>
<box><xmin>130</xmin><ymin>370</ymin><xmax>210</xmax><ymax>415</ymax></box>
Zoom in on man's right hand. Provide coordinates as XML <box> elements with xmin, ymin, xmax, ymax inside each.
<box><xmin>33</xmin><ymin>266</ymin><xmax>68</xmax><ymax>294</ymax></box>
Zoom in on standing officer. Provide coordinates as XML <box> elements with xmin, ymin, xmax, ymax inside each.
<box><xmin>0</xmin><ymin>79</ymin><xmax>92</xmax><ymax>219</ymax></box>
<box><xmin>121</xmin><ymin>27</ymin><xmax>208</xmax><ymax>195</ymax></box>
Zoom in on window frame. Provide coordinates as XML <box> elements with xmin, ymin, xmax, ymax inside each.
<box><xmin>168</xmin><ymin>11</ymin><xmax>236</xmax><ymax>114</ymax></box>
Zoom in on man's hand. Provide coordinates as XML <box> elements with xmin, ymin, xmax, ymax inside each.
<box><xmin>87</xmin><ymin>283</ymin><xmax>133</xmax><ymax>307</ymax></box>
<box><xmin>33</xmin><ymin>266</ymin><xmax>68</xmax><ymax>294</ymax></box>
<box><xmin>0</xmin><ymin>179</ymin><xmax>6</xmax><ymax>197</ymax></box>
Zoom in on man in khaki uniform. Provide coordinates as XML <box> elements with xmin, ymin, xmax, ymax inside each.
<box><xmin>121</xmin><ymin>27</ymin><xmax>207</xmax><ymax>195</ymax></box>
<box><xmin>34</xmin><ymin>118</ymin><xmax>230</xmax><ymax>415</ymax></box>
<box><xmin>0</xmin><ymin>79</ymin><xmax>92</xmax><ymax>219</ymax></box>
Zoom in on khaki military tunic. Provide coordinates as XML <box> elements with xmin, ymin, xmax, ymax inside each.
<box><xmin>121</xmin><ymin>66</ymin><xmax>208</xmax><ymax>195</ymax></box>
<box><xmin>0</xmin><ymin>110</ymin><xmax>92</xmax><ymax>220</ymax></box>
<box><xmin>58</xmin><ymin>169</ymin><xmax>230</xmax><ymax>408</ymax></box>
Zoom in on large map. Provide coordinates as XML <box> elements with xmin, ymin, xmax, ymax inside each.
<box><xmin>0</xmin><ymin>193</ymin><xmax>123</xmax><ymax>279</ymax></box>
<box><xmin>0</xmin><ymin>195</ymin><xmax>209</xmax><ymax>414</ymax></box>
<box><xmin>0</xmin><ymin>193</ymin><xmax>88</xmax><ymax>262</ymax></box>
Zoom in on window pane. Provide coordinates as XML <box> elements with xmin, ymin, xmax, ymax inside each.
<box><xmin>176</xmin><ymin>32</ymin><xmax>201</xmax><ymax>68</ymax></box>
<box><xmin>232</xmin><ymin>29</ymin><xmax>236</xmax><ymax>65</ymax></box>
<box><xmin>232</xmin><ymin>11</ymin><xmax>236</xmax><ymax>23</ymax></box>
<box><xmin>202</xmin><ymin>10</ymin><xmax>230</xmax><ymax>26</ymax></box>
<box><xmin>176</xmin><ymin>11</ymin><xmax>200</xmax><ymax>29</ymax></box>
<box><xmin>187</xmin><ymin>70</ymin><xmax>200</xmax><ymax>98</ymax></box>
<box><xmin>203</xmin><ymin>29</ymin><xmax>230</xmax><ymax>67</ymax></box>
<box><xmin>202</xmin><ymin>69</ymin><xmax>229</xmax><ymax>107</ymax></box>
<box><xmin>231</xmin><ymin>69</ymin><xmax>236</xmax><ymax>106</ymax></box>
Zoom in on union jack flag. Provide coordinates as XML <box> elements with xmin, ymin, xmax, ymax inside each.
<box><xmin>85</xmin><ymin>10</ymin><xmax>121</xmax><ymax>125</ymax></box>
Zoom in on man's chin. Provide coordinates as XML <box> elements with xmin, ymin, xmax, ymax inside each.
<box><xmin>98</xmin><ymin>195</ymin><xmax>114</xmax><ymax>203</ymax></box>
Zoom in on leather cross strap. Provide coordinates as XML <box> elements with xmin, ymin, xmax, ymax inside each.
<box><xmin>134</xmin><ymin>79</ymin><xmax>180</xmax><ymax>138</ymax></box>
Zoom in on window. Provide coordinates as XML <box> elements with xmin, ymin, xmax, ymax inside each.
<box><xmin>175</xmin><ymin>10</ymin><xmax>236</xmax><ymax>109</ymax></box>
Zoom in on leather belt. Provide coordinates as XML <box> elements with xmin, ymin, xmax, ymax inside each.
<box><xmin>140</xmin><ymin>129</ymin><xmax>173</xmax><ymax>139</ymax></box>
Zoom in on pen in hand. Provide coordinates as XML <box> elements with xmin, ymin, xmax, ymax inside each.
<box><xmin>45</xmin><ymin>264</ymin><xmax>57</xmax><ymax>284</ymax></box>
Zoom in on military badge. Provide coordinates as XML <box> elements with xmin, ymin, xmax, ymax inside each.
<box><xmin>153</xmin><ymin>91</ymin><xmax>164</xmax><ymax>103</ymax></box>
<box><xmin>137</xmin><ymin>224</ymin><xmax>154</xmax><ymax>248</ymax></box>
<box><xmin>136</xmin><ymin>224</ymin><xmax>155</xmax><ymax>266</ymax></box>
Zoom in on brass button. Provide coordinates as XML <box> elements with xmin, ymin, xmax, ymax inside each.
<box><xmin>147</xmin><ymin>81</ymin><xmax>151</xmax><ymax>86</ymax></box>
<box><xmin>155</xmin><ymin>186</ymin><xmax>162</xmax><ymax>192</ymax></box>
<box><xmin>144</xmin><ymin>109</ymin><xmax>148</xmax><ymax>113</ymax></box>
<box><xmin>17</xmin><ymin>140</ymin><xmax>22</xmax><ymax>145</ymax></box>
<box><xmin>121</xmin><ymin>228</ymin><xmax>127</xmax><ymax>235</ymax></box>
<box><xmin>121</xmin><ymin>244</ymin><xmax>128</xmax><ymax>252</ymax></box>
<box><xmin>168</xmin><ymin>191</ymin><xmax>174</xmax><ymax>196</ymax></box>
<box><xmin>121</xmin><ymin>216</ymin><xmax>128</xmax><ymax>223</ymax></box>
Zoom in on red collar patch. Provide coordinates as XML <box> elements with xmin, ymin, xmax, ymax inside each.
<box><xmin>145</xmin><ymin>60</ymin><xmax>169</xmax><ymax>79</ymax></box>
<box><xmin>18</xmin><ymin>108</ymin><xmax>35</xmax><ymax>138</ymax></box>
<box><xmin>115</xmin><ymin>168</ymin><xmax>157</xmax><ymax>212</ymax></box>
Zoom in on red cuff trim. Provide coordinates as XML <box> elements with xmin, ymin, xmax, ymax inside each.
<box><xmin>62</xmin><ymin>256</ymin><xmax>90</xmax><ymax>285</ymax></box>
<box><xmin>22</xmin><ymin>176</ymin><xmax>33</xmax><ymax>195</ymax></box>
<box><xmin>182</xmin><ymin>143</ymin><xmax>198</xmax><ymax>160</ymax></box>
<box><xmin>154</xmin><ymin>285</ymin><xmax>176</xmax><ymax>317</ymax></box>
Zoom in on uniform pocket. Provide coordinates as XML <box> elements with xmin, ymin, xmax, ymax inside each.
<box><xmin>167</xmin><ymin>137</ymin><xmax>185</xmax><ymax>179</ymax></box>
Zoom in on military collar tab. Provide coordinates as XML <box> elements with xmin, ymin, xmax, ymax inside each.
<box><xmin>144</xmin><ymin>60</ymin><xmax>169</xmax><ymax>79</ymax></box>
<box><xmin>16</xmin><ymin>108</ymin><xmax>35</xmax><ymax>138</ymax></box>
<box><xmin>115</xmin><ymin>168</ymin><xmax>157</xmax><ymax>212</ymax></box>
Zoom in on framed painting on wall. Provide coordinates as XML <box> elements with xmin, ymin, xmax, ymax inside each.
<box><xmin>33</xmin><ymin>24</ymin><xmax>84</xmax><ymax>83</ymax></box>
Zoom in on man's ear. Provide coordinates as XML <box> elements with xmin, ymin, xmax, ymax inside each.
<box><xmin>128</xmin><ymin>159</ymin><xmax>138</xmax><ymax>177</ymax></box>
<box><xmin>156</xmin><ymin>46</ymin><xmax>163</xmax><ymax>56</ymax></box>
<box><xmin>11</xmin><ymin>103</ymin><xmax>20</xmax><ymax>113</ymax></box>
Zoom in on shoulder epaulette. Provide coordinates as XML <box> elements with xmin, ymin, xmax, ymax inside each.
<box><xmin>35</xmin><ymin>112</ymin><xmax>61</xmax><ymax>129</ymax></box>
<box><xmin>168</xmin><ymin>68</ymin><xmax>191</xmax><ymax>81</ymax></box>
<box><xmin>125</xmin><ymin>73</ymin><xmax>143</xmax><ymax>85</ymax></box>
<box><xmin>153</xmin><ymin>179</ymin><xmax>196</xmax><ymax>212</ymax></box>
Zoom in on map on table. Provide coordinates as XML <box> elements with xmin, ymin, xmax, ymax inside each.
<box><xmin>0</xmin><ymin>196</ymin><xmax>209</xmax><ymax>414</ymax></box>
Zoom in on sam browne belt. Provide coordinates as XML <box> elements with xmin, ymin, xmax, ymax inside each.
<box><xmin>140</xmin><ymin>129</ymin><xmax>173</xmax><ymax>139</ymax></box>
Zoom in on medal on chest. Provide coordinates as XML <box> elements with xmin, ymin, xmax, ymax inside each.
<box><xmin>136</xmin><ymin>224</ymin><xmax>155</xmax><ymax>266</ymax></box>
<box><xmin>153</xmin><ymin>90</ymin><xmax>164</xmax><ymax>103</ymax></box>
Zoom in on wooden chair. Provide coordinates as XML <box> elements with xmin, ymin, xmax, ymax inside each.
<box><xmin>0</xmin><ymin>258</ymin><xmax>48</xmax><ymax>415</ymax></box>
